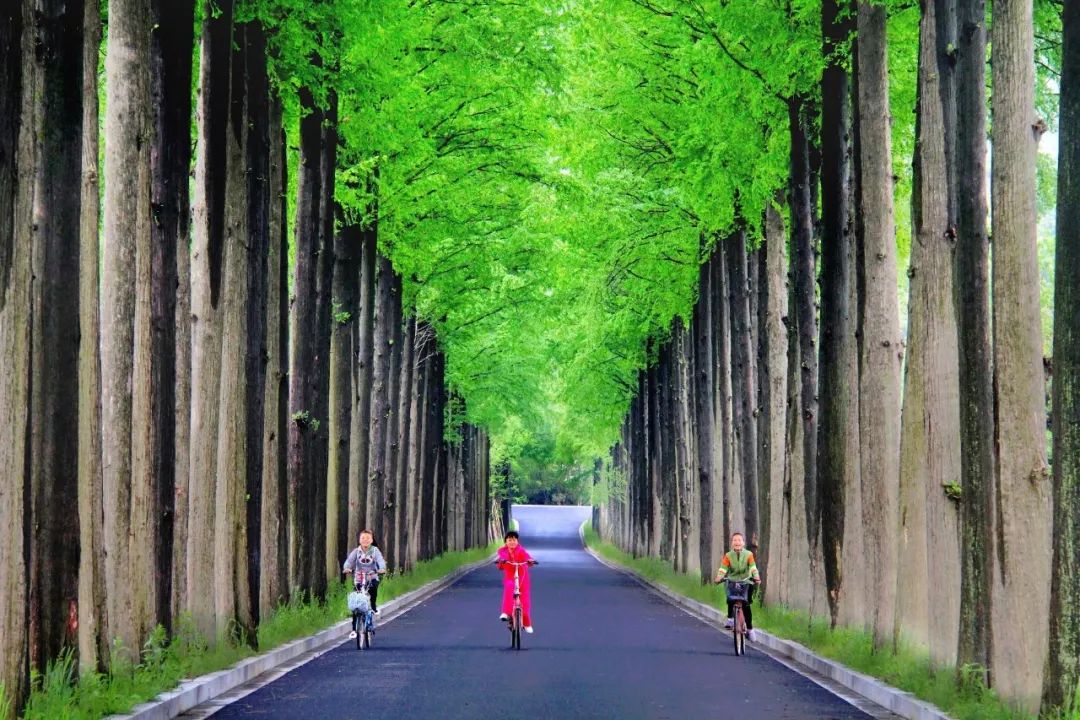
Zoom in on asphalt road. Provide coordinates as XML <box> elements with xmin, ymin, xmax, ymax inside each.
<box><xmin>209</xmin><ymin>505</ymin><xmax>872</xmax><ymax>719</ymax></box>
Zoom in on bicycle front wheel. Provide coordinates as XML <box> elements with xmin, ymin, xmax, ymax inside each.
<box><xmin>734</xmin><ymin>605</ymin><xmax>745</xmax><ymax>656</ymax></box>
<box><xmin>513</xmin><ymin>607</ymin><xmax>523</xmax><ymax>650</ymax></box>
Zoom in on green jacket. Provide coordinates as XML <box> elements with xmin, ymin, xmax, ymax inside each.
<box><xmin>716</xmin><ymin>549</ymin><xmax>760</xmax><ymax>582</ymax></box>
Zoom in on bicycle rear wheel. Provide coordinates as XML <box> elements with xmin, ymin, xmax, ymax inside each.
<box><xmin>734</xmin><ymin>605</ymin><xmax>745</xmax><ymax>656</ymax></box>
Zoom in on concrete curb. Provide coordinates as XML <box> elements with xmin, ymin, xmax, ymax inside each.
<box><xmin>579</xmin><ymin>529</ymin><xmax>952</xmax><ymax>720</ymax></box>
<box><xmin>110</xmin><ymin>553</ymin><xmax>494</xmax><ymax>720</ymax></box>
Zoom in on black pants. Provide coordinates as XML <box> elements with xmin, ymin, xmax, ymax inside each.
<box><xmin>726</xmin><ymin>585</ymin><xmax>755</xmax><ymax>629</ymax></box>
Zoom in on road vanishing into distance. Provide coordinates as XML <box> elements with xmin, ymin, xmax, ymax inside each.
<box><xmin>198</xmin><ymin>506</ymin><xmax>886</xmax><ymax>719</ymax></box>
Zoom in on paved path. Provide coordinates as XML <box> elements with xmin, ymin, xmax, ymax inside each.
<box><xmin>208</xmin><ymin>505</ymin><xmax>873</xmax><ymax>719</ymax></box>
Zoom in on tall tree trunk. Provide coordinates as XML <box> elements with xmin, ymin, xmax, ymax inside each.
<box><xmin>408</xmin><ymin>325</ymin><xmax>433</xmax><ymax>568</ymax></box>
<box><xmin>309</xmin><ymin>94</ymin><xmax>337</xmax><ymax>599</ymax></box>
<box><xmin>28</xmin><ymin>0</ymin><xmax>86</xmax><ymax>670</ymax></box>
<box><xmin>1042</xmin><ymin>2</ymin><xmax>1080</xmax><ymax>711</ymax></box>
<box><xmin>394</xmin><ymin>316</ymin><xmax>417</xmax><ymax>564</ymax></box>
<box><xmin>818</xmin><ymin>0</ymin><xmax>857</xmax><ymax>629</ymax></box>
<box><xmin>259</xmin><ymin>98</ymin><xmax>288</xmax><ymax>619</ymax></box>
<box><xmin>213</xmin><ymin>17</ymin><xmax>253</xmax><ymax>641</ymax></box>
<box><xmin>854</xmin><ymin>0</ymin><xmax>902</xmax><ymax>651</ymax></box>
<box><xmin>78</xmin><ymin>0</ymin><xmax>108</xmax><ymax>673</ymax></box>
<box><xmin>897</xmin><ymin>0</ymin><xmax>961</xmax><ymax>665</ymax></box>
<box><xmin>382</xmin><ymin>271</ymin><xmax>403</xmax><ymax>563</ymax></box>
<box><xmin>728</xmin><ymin>231</ymin><xmax>759</xmax><ymax>550</ymax></box>
<box><xmin>187</xmin><ymin>0</ymin><xmax>233</xmax><ymax>638</ymax></box>
<box><xmin>366</xmin><ymin>253</ymin><xmax>393</xmax><ymax>545</ymax></box>
<box><xmin>327</xmin><ymin>224</ymin><xmax>358</xmax><ymax>582</ymax></box>
<box><xmin>989</xmin><ymin>0</ymin><xmax>1052</xmax><ymax>707</ymax></box>
<box><xmin>695</xmin><ymin>254</ymin><xmax>715</xmax><ymax>582</ymax></box>
<box><xmin>102</xmin><ymin>0</ymin><xmax>153</xmax><ymax>659</ymax></box>
<box><xmin>242</xmin><ymin>20</ymin><xmax>270</xmax><ymax>632</ymax></box>
<box><xmin>762</xmin><ymin>201</ymin><xmax>789</xmax><ymax>602</ymax></box>
<box><xmin>348</xmin><ymin>218</ymin><xmax>377</xmax><ymax>551</ymax></box>
<box><xmin>954</xmin><ymin>0</ymin><xmax>995</xmax><ymax>682</ymax></box>
<box><xmin>789</xmin><ymin>97</ymin><xmax>824</xmax><ymax>615</ymax></box>
<box><xmin>287</xmin><ymin>84</ymin><xmax>323</xmax><ymax>597</ymax></box>
<box><xmin>1</xmin><ymin>2</ymin><xmax>30</xmax><ymax>708</ymax></box>
<box><xmin>715</xmin><ymin>242</ymin><xmax>737</xmax><ymax>545</ymax></box>
<box><xmin>147</xmin><ymin>0</ymin><xmax>195</xmax><ymax>636</ymax></box>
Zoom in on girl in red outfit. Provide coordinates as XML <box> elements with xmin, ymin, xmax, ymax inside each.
<box><xmin>495</xmin><ymin>530</ymin><xmax>537</xmax><ymax>632</ymax></box>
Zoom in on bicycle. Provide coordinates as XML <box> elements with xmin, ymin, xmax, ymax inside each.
<box><xmin>496</xmin><ymin>558</ymin><xmax>537</xmax><ymax>650</ymax></box>
<box><xmin>718</xmin><ymin>577</ymin><xmax>754</xmax><ymax>656</ymax></box>
<box><xmin>348</xmin><ymin>572</ymin><xmax>377</xmax><ymax>650</ymax></box>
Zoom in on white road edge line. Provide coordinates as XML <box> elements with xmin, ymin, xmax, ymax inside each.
<box><xmin>577</xmin><ymin>524</ymin><xmax>953</xmax><ymax>720</ymax></box>
<box><xmin>110</xmin><ymin>554</ymin><xmax>495</xmax><ymax>720</ymax></box>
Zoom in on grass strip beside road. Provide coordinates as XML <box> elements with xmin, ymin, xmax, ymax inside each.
<box><xmin>21</xmin><ymin>543</ymin><xmax>497</xmax><ymax>720</ymax></box>
<box><xmin>581</xmin><ymin>524</ymin><xmax>1029</xmax><ymax>720</ymax></box>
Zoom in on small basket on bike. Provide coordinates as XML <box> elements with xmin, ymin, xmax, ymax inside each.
<box><xmin>347</xmin><ymin>584</ymin><xmax>371</xmax><ymax>613</ymax></box>
<box><xmin>725</xmin><ymin>580</ymin><xmax>751</xmax><ymax>603</ymax></box>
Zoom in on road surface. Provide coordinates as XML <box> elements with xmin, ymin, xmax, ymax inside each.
<box><xmin>207</xmin><ymin>505</ymin><xmax>877</xmax><ymax>719</ymax></box>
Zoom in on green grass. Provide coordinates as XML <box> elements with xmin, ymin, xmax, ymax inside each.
<box><xmin>21</xmin><ymin>544</ymin><xmax>496</xmax><ymax>720</ymax></box>
<box><xmin>581</xmin><ymin>524</ymin><xmax>1033</xmax><ymax>720</ymax></box>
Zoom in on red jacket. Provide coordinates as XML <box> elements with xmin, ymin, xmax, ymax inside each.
<box><xmin>496</xmin><ymin>545</ymin><xmax>535</xmax><ymax>581</ymax></box>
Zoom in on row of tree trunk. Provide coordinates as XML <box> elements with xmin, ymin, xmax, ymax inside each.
<box><xmin>0</xmin><ymin>2</ymin><xmax>493</xmax><ymax>715</ymax></box>
<box><xmin>599</xmin><ymin>0</ymin><xmax>1071</xmax><ymax>714</ymax></box>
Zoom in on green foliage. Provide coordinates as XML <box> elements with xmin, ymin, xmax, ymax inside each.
<box><xmin>246</xmin><ymin>0</ymin><xmax>1058</xmax><ymax>485</ymax></box>
<box><xmin>331</xmin><ymin>300</ymin><xmax>351</xmax><ymax>326</ymax></box>
<box><xmin>582</xmin><ymin>525</ymin><xmax>1032</xmax><ymax>720</ymax></box>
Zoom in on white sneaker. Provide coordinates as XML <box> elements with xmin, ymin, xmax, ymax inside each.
<box><xmin>349</xmin><ymin>631</ymin><xmax>357</xmax><ymax>639</ymax></box>
<box><xmin>499</xmin><ymin>613</ymin><xmax>509</xmax><ymax>621</ymax></box>
<box><xmin>524</xmin><ymin>626</ymin><xmax>534</xmax><ymax>634</ymax></box>
<box><xmin>724</xmin><ymin>618</ymin><xmax>734</xmax><ymax>630</ymax></box>
<box><xmin>373</xmin><ymin>608</ymin><xmax>380</xmax><ymax>615</ymax></box>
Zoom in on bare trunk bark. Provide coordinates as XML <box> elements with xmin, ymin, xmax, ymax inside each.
<box><xmin>366</xmin><ymin>253</ymin><xmax>393</xmax><ymax>546</ymax></box>
<box><xmin>695</xmin><ymin>253</ymin><xmax>716</xmax><ymax>582</ymax></box>
<box><xmin>897</xmin><ymin>0</ymin><xmax>961</xmax><ymax>665</ymax></box>
<box><xmin>147</xmin><ymin>0</ymin><xmax>195</xmax><ymax>636</ymax></box>
<box><xmin>348</xmin><ymin>219</ymin><xmax>377</xmax><ymax>551</ymax></box>
<box><xmin>287</xmin><ymin>84</ymin><xmax>322</xmax><ymax>597</ymax></box>
<box><xmin>1</xmin><ymin>2</ymin><xmax>30</xmax><ymax>707</ymax></box>
<box><xmin>102</xmin><ymin>0</ymin><xmax>153</xmax><ymax>658</ymax></box>
<box><xmin>854</xmin><ymin>0</ymin><xmax>902</xmax><ymax>651</ymax></box>
<box><xmin>989</xmin><ymin>0</ymin><xmax>1052</xmax><ymax>706</ymax></box>
<box><xmin>383</xmin><ymin>274</ymin><xmax>403</xmax><ymax>565</ymax></box>
<box><xmin>394</xmin><ymin>316</ymin><xmax>417</xmax><ymax>564</ymax></box>
<box><xmin>327</xmin><ymin>224</ymin><xmax>358</xmax><ymax>582</ymax></box>
<box><xmin>818</xmin><ymin>0</ymin><xmax>857</xmax><ymax>629</ymax></box>
<box><xmin>259</xmin><ymin>98</ymin><xmax>288</xmax><ymax>618</ymax></box>
<box><xmin>309</xmin><ymin>95</ymin><xmax>336</xmax><ymax>599</ymax></box>
<box><xmin>1042</xmin><ymin>3</ymin><xmax>1080</xmax><ymax>712</ymax></box>
<box><xmin>28</xmin><ymin>0</ymin><xmax>86</xmax><ymax>669</ymax></box>
<box><xmin>187</xmin><ymin>0</ymin><xmax>232</xmax><ymax>638</ymax></box>
<box><xmin>77</xmin><ymin>0</ymin><xmax>108</xmax><ymax>673</ymax></box>
<box><xmin>728</xmin><ymin>231</ymin><xmax>759</xmax><ymax>550</ymax></box>
<box><xmin>955</xmin><ymin>0</ymin><xmax>995</xmax><ymax>682</ymax></box>
<box><xmin>762</xmin><ymin>201</ymin><xmax>789</xmax><ymax>603</ymax></box>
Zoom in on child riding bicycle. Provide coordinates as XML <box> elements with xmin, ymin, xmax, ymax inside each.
<box><xmin>495</xmin><ymin>530</ymin><xmax>537</xmax><ymax>633</ymax></box>
<box><xmin>714</xmin><ymin>532</ymin><xmax>761</xmax><ymax>640</ymax></box>
<box><xmin>343</xmin><ymin>530</ymin><xmax>387</xmax><ymax>639</ymax></box>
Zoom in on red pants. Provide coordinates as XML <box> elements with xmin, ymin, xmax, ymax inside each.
<box><xmin>501</xmin><ymin>578</ymin><xmax>532</xmax><ymax>626</ymax></box>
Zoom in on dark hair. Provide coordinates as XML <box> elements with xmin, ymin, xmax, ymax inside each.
<box><xmin>731</xmin><ymin>532</ymin><xmax>744</xmax><ymax>540</ymax></box>
<box><xmin>505</xmin><ymin>530</ymin><xmax>520</xmax><ymax>540</ymax></box>
<box><xmin>359</xmin><ymin>530</ymin><xmax>374</xmax><ymax>540</ymax></box>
